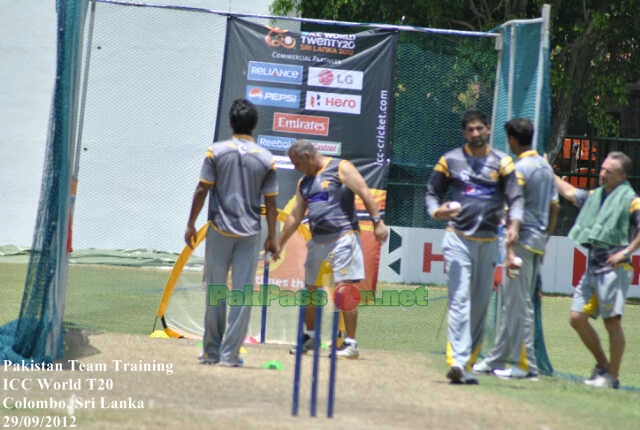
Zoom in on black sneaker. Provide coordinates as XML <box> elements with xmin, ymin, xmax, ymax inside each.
<box><xmin>447</xmin><ymin>365</ymin><xmax>465</xmax><ymax>384</ymax></box>
<box><xmin>289</xmin><ymin>334</ymin><xmax>314</xmax><ymax>355</ymax></box>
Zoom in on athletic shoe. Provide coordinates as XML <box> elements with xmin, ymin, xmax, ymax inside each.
<box><xmin>446</xmin><ymin>365</ymin><xmax>465</xmax><ymax>384</ymax></box>
<box><xmin>199</xmin><ymin>353</ymin><xmax>218</xmax><ymax>365</ymax></box>
<box><xmin>585</xmin><ymin>364</ymin><xmax>607</xmax><ymax>383</ymax></box>
<box><xmin>493</xmin><ymin>367</ymin><xmax>538</xmax><ymax>380</ymax></box>
<box><xmin>472</xmin><ymin>361</ymin><xmax>493</xmax><ymax>374</ymax></box>
<box><xmin>335</xmin><ymin>341</ymin><xmax>359</xmax><ymax>359</ymax></box>
<box><xmin>289</xmin><ymin>334</ymin><xmax>314</xmax><ymax>355</ymax></box>
<box><xmin>463</xmin><ymin>371</ymin><xmax>479</xmax><ymax>385</ymax></box>
<box><xmin>446</xmin><ymin>366</ymin><xmax>477</xmax><ymax>384</ymax></box>
<box><xmin>585</xmin><ymin>371</ymin><xmax>617</xmax><ymax>388</ymax></box>
<box><xmin>219</xmin><ymin>357</ymin><xmax>244</xmax><ymax>368</ymax></box>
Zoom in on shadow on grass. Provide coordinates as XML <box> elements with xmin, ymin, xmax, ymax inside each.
<box><xmin>58</xmin><ymin>323</ymin><xmax>102</xmax><ymax>369</ymax></box>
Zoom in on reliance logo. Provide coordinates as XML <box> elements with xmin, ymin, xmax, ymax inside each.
<box><xmin>246</xmin><ymin>85</ymin><xmax>300</xmax><ymax>109</ymax></box>
<box><xmin>248</xmin><ymin>61</ymin><xmax>303</xmax><ymax>85</ymax></box>
<box><xmin>307</xmin><ymin>67</ymin><xmax>363</xmax><ymax>90</ymax></box>
<box><xmin>305</xmin><ymin>91</ymin><xmax>362</xmax><ymax>115</ymax></box>
<box><xmin>273</xmin><ymin>113</ymin><xmax>330</xmax><ymax>136</ymax></box>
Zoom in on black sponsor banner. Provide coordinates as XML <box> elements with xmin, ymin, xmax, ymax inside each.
<box><xmin>214</xmin><ymin>17</ymin><xmax>396</xmax><ymax>292</ymax></box>
<box><xmin>215</xmin><ymin>17</ymin><xmax>397</xmax><ymax>198</ymax></box>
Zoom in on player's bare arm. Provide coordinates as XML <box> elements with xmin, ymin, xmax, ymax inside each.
<box><xmin>340</xmin><ymin>160</ymin><xmax>389</xmax><ymax>243</ymax></box>
<box><xmin>264</xmin><ymin>194</ymin><xmax>279</xmax><ymax>255</ymax></box>
<box><xmin>185</xmin><ymin>181</ymin><xmax>211</xmax><ymax>248</ymax></box>
<box><xmin>273</xmin><ymin>189</ymin><xmax>307</xmax><ymax>260</ymax></box>
<box><xmin>554</xmin><ymin>174</ymin><xmax>578</xmax><ymax>205</ymax></box>
<box><xmin>607</xmin><ymin>229</ymin><xmax>640</xmax><ymax>266</ymax></box>
<box><xmin>505</xmin><ymin>219</ymin><xmax>521</xmax><ymax>247</ymax></box>
<box><xmin>607</xmin><ymin>198</ymin><xmax>640</xmax><ymax>266</ymax></box>
<box><xmin>547</xmin><ymin>200</ymin><xmax>560</xmax><ymax>237</ymax></box>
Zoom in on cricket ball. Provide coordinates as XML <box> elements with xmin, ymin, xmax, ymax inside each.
<box><xmin>448</xmin><ymin>201</ymin><xmax>461</xmax><ymax>210</ymax></box>
<box><xmin>333</xmin><ymin>284</ymin><xmax>361</xmax><ymax>312</ymax></box>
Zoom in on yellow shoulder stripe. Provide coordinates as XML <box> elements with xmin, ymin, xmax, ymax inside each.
<box><xmin>499</xmin><ymin>155</ymin><xmax>515</xmax><ymax>176</ymax></box>
<box><xmin>434</xmin><ymin>156</ymin><xmax>449</xmax><ymax>177</ymax></box>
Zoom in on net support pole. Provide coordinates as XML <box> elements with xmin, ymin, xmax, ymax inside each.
<box><xmin>489</xmin><ymin>33</ymin><xmax>503</xmax><ymax>150</ymax></box>
<box><xmin>72</xmin><ymin>0</ymin><xmax>96</xmax><ymax>177</ymax></box>
<box><xmin>67</xmin><ymin>0</ymin><xmax>97</xmax><ymax>253</ymax></box>
<box><xmin>506</xmin><ymin>25</ymin><xmax>516</xmax><ymax>122</ymax></box>
<box><xmin>533</xmin><ymin>4</ymin><xmax>551</xmax><ymax>151</ymax></box>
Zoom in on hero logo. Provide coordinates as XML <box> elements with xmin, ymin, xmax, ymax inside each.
<box><xmin>305</xmin><ymin>91</ymin><xmax>361</xmax><ymax>115</ymax></box>
<box><xmin>308</xmin><ymin>67</ymin><xmax>363</xmax><ymax>90</ymax></box>
<box><xmin>273</xmin><ymin>112</ymin><xmax>329</xmax><ymax>136</ymax></box>
<box><xmin>246</xmin><ymin>85</ymin><xmax>300</xmax><ymax>109</ymax></box>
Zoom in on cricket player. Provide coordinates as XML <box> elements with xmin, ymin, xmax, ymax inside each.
<box><xmin>185</xmin><ymin>98</ymin><xmax>279</xmax><ymax>367</ymax></box>
<box><xmin>275</xmin><ymin>139</ymin><xmax>388</xmax><ymax>359</ymax></box>
<box><xmin>425</xmin><ymin>110</ymin><xmax>524</xmax><ymax>384</ymax></box>
<box><xmin>473</xmin><ymin>118</ymin><xmax>559</xmax><ymax>379</ymax></box>
<box><xmin>555</xmin><ymin>151</ymin><xmax>640</xmax><ymax>389</ymax></box>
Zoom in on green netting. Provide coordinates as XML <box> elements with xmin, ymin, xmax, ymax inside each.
<box><xmin>1</xmin><ymin>0</ymin><xmax>89</xmax><ymax>364</ymax></box>
<box><xmin>491</xmin><ymin>20</ymin><xmax>550</xmax><ymax>154</ymax></box>
<box><xmin>388</xmin><ymin>32</ymin><xmax>497</xmax><ymax>228</ymax></box>
<box><xmin>388</xmin><ymin>18</ymin><xmax>551</xmax><ymax>228</ymax></box>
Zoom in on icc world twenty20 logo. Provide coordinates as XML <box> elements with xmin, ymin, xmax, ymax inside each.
<box><xmin>265</xmin><ymin>26</ymin><xmax>296</xmax><ymax>49</ymax></box>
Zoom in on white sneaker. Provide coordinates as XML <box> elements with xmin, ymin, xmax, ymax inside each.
<box><xmin>584</xmin><ymin>364</ymin><xmax>607</xmax><ymax>383</ymax></box>
<box><xmin>335</xmin><ymin>341</ymin><xmax>359</xmax><ymax>359</ymax></box>
<box><xmin>472</xmin><ymin>361</ymin><xmax>492</xmax><ymax>374</ymax></box>
<box><xmin>585</xmin><ymin>372</ymin><xmax>616</xmax><ymax>388</ymax></box>
<box><xmin>493</xmin><ymin>367</ymin><xmax>538</xmax><ymax>380</ymax></box>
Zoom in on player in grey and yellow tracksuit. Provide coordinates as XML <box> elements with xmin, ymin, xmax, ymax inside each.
<box><xmin>473</xmin><ymin>118</ymin><xmax>559</xmax><ymax>379</ymax></box>
<box><xmin>185</xmin><ymin>99</ymin><xmax>279</xmax><ymax>367</ymax></box>
<box><xmin>425</xmin><ymin>110</ymin><xmax>523</xmax><ymax>384</ymax></box>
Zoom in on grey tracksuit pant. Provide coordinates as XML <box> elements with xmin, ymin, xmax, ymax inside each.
<box><xmin>481</xmin><ymin>243</ymin><xmax>539</xmax><ymax>373</ymax></box>
<box><xmin>203</xmin><ymin>227</ymin><xmax>261</xmax><ymax>364</ymax></box>
<box><xmin>443</xmin><ymin>230</ymin><xmax>498</xmax><ymax>369</ymax></box>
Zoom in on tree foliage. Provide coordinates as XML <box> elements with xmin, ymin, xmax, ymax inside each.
<box><xmin>270</xmin><ymin>0</ymin><xmax>640</xmax><ymax>160</ymax></box>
